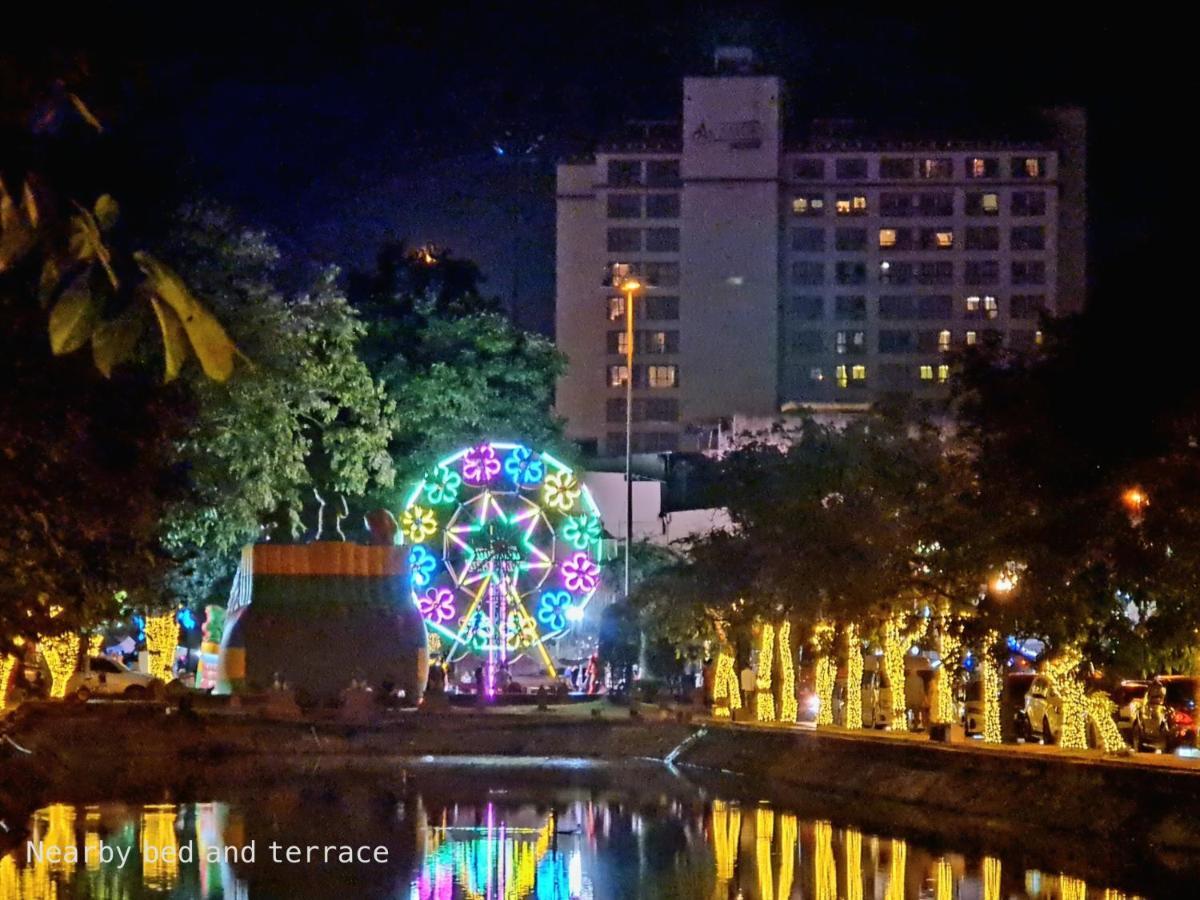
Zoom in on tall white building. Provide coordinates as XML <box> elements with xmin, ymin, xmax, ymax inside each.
<box><xmin>555</xmin><ymin>50</ymin><xmax>1086</xmax><ymax>456</ymax></box>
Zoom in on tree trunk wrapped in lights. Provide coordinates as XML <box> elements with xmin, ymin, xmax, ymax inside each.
<box><xmin>711</xmin><ymin>800</ymin><xmax>741</xmax><ymax>890</ymax></box>
<box><xmin>1045</xmin><ymin>650</ymin><xmax>1088</xmax><ymax>749</ymax></box>
<box><xmin>980</xmin><ymin>639</ymin><xmax>1004</xmax><ymax>744</ymax></box>
<box><xmin>882</xmin><ymin>612</ymin><xmax>908</xmax><ymax>726</ymax></box>
<box><xmin>755</xmin><ymin>622</ymin><xmax>776</xmax><ymax>722</ymax></box>
<box><xmin>0</xmin><ymin>653</ymin><xmax>16</xmax><ymax>711</ymax></box>
<box><xmin>930</xmin><ymin>603</ymin><xmax>961</xmax><ymax>726</ymax></box>
<box><xmin>812</xmin><ymin>620</ymin><xmax>836</xmax><ymax>726</ymax></box>
<box><xmin>844</xmin><ymin>623</ymin><xmax>862</xmax><ymax>729</ymax></box>
<box><xmin>88</xmin><ymin>633</ymin><xmax>103</xmax><ymax>657</ymax></box>
<box><xmin>814</xmin><ymin>819</ymin><xmax>837</xmax><ymax>900</ymax></box>
<box><xmin>776</xmin><ymin>814</ymin><xmax>797</xmax><ymax>899</ymax></box>
<box><xmin>712</xmin><ymin>648</ymin><xmax>741</xmax><ymax>718</ymax></box>
<box><xmin>40</xmin><ymin>632</ymin><xmax>80</xmax><ymax>698</ymax></box>
<box><xmin>777</xmin><ymin>620</ymin><xmax>798</xmax><ymax>723</ymax></box>
<box><xmin>143</xmin><ymin>611</ymin><xmax>179</xmax><ymax>684</ymax></box>
<box><xmin>1087</xmin><ymin>692</ymin><xmax>1127</xmax><ymax>753</ymax></box>
<box><xmin>755</xmin><ymin>807</ymin><xmax>774</xmax><ymax>900</ymax></box>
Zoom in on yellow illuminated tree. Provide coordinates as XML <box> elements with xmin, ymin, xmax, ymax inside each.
<box><xmin>843</xmin><ymin>623</ymin><xmax>863</xmax><ymax>729</ymax></box>
<box><xmin>755</xmin><ymin>622</ymin><xmax>776</xmax><ymax>721</ymax></box>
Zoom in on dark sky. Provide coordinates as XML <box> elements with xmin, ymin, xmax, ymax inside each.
<box><xmin>14</xmin><ymin>3</ymin><xmax>1174</xmax><ymax>333</ymax></box>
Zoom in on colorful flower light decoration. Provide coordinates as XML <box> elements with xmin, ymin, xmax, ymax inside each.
<box><xmin>463</xmin><ymin>444</ymin><xmax>501</xmax><ymax>484</ymax></box>
<box><xmin>505</xmin><ymin>610</ymin><xmax>539</xmax><ymax>651</ymax></box>
<box><xmin>418</xmin><ymin>587</ymin><xmax>457</xmax><ymax>624</ymax></box>
<box><xmin>543</xmin><ymin>471</ymin><xmax>581</xmax><ymax>513</ymax></box>
<box><xmin>402</xmin><ymin>505</ymin><xmax>438</xmax><ymax>542</ymax></box>
<box><xmin>504</xmin><ymin>445</ymin><xmax>545</xmax><ymax>486</ymax></box>
<box><xmin>408</xmin><ymin>545</ymin><xmax>439</xmax><ymax>588</ymax></box>
<box><xmin>537</xmin><ymin>589</ymin><xmax>574</xmax><ymax>632</ymax></box>
<box><xmin>560</xmin><ymin>513</ymin><xmax>602</xmax><ymax>551</ymax></box>
<box><xmin>424</xmin><ymin>465</ymin><xmax>463</xmax><ymax>505</ymax></box>
<box><xmin>561</xmin><ymin>552</ymin><xmax>599</xmax><ymax>593</ymax></box>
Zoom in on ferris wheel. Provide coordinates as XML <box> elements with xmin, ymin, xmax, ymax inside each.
<box><xmin>400</xmin><ymin>442</ymin><xmax>603</xmax><ymax>688</ymax></box>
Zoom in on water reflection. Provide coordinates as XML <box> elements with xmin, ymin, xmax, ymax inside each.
<box><xmin>0</xmin><ymin>789</ymin><xmax>1150</xmax><ymax>898</ymax></box>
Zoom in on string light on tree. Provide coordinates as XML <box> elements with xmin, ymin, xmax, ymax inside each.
<box><xmin>755</xmin><ymin>807</ymin><xmax>774</xmax><ymax>900</ymax></box>
<box><xmin>814</xmin><ymin>819</ymin><xmax>837</xmax><ymax>900</ymax></box>
<box><xmin>883</xmin><ymin>612</ymin><xmax>908</xmax><ymax>726</ymax></box>
<box><xmin>844</xmin><ymin>623</ymin><xmax>862</xmax><ymax>729</ymax></box>
<box><xmin>755</xmin><ymin>622</ymin><xmax>776</xmax><ymax>722</ymax></box>
<box><xmin>712</xmin><ymin>648</ymin><xmax>741</xmax><ymax>718</ymax></box>
<box><xmin>778</xmin><ymin>621</ymin><xmax>797</xmax><ymax>723</ymax></box>
<box><xmin>813</xmin><ymin>621</ymin><xmax>836</xmax><ymax>726</ymax></box>
<box><xmin>144</xmin><ymin>612</ymin><xmax>179</xmax><ymax>684</ymax></box>
<box><xmin>981</xmin><ymin>632</ymin><xmax>1003</xmax><ymax>744</ymax></box>
<box><xmin>931</xmin><ymin>604</ymin><xmax>961</xmax><ymax>726</ymax></box>
<box><xmin>845</xmin><ymin>827</ymin><xmax>863</xmax><ymax>900</ymax></box>
<box><xmin>40</xmin><ymin>631</ymin><xmax>80</xmax><ymax>699</ymax></box>
<box><xmin>0</xmin><ymin>654</ymin><xmax>16</xmax><ymax>711</ymax></box>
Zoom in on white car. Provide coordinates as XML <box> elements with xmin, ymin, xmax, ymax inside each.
<box><xmin>66</xmin><ymin>657</ymin><xmax>162</xmax><ymax>701</ymax></box>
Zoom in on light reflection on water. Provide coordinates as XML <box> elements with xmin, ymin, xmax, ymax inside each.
<box><xmin>1</xmin><ymin>791</ymin><xmax>1147</xmax><ymax>899</ymax></box>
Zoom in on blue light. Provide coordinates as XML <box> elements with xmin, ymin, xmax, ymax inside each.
<box><xmin>177</xmin><ymin>608</ymin><xmax>197</xmax><ymax>630</ymax></box>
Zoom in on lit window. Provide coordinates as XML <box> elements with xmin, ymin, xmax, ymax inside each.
<box><xmin>608</xmin><ymin>296</ymin><xmax>626</xmax><ymax>321</ymax></box>
<box><xmin>937</xmin><ymin>364</ymin><xmax>950</xmax><ymax>383</ymax></box>
<box><xmin>1035</xmin><ymin>330</ymin><xmax>1044</xmax><ymax>345</ymax></box>
<box><xmin>879</xmin><ymin>228</ymin><xmax>897</xmax><ymax>248</ymax></box>
<box><xmin>853</xmin><ymin>195</ymin><xmax>867</xmax><ymax>211</ymax></box>
<box><xmin>966</xmin><ymin>331</ymin><xmax>977</xmax><ymax>346</ymax></box>
<box><xmin>648</xmin><ymin>332</ymin><xmax>668</xmax><ymax>353</ymax></box>
<box><xmin>792</xmin><ymin>195</ymin><xmax>825</xmax><ymax>215</ymax></box>
<box><xmin>983</xmin><ymin>193</ymin><xmax>999</xmax><ymax>214</ymax></box>
<box><xmin>793</xmin><ymin>196</ymin><xmax>809</xmax><ymax>214</ymax></box>
<box><xmin>835</xmin><ymin>365</ymin><xmax>848</xmax><ymax>388</ymax></box>
<box><xmin>935</xmin><ymin>231</ymin><xmax>954</xmax><ymax>248</ymax></box>
<box><xmin>919</xmin><ymin>365</ymin><xmax>934</xmax><ymax>381</ymax></box>
<box><xmin>966</xmin><ymin>296</ymin><xmax>980</xmax><ymax>312</ymax></box>
<box><xmin>608</xmin><ymin>365</ymin><xmax>630</xmax><ymax>387</ymax></box>
<box><xmin>617</xmin><ymin>332</ymin><xmax>630</xmax><ymax>354</ymax></box>
<box><xmin>836</xmin><ymin>198</ymin><xmax>851</xmax><ymax>214</ymax></box>
<box><xmin>851</xmin><ymin>365</ymin><xmax>867</xmax><ymax>381</ymax></box>
<box><xmin>809</xmin><ymin>367</ymin><xmax>824</xmax><ymax>382</ymax></box>
<box><xmin>1024</xmin><ymin>158</ymin><xmax>1041</xmax><ymax>177</ymax></box>
<box><xmin>938</xmin><ymin>330</ymin><xmax>951</xmax><ymax>351</ymax></box>
<box><xmin>984</xmin><ymin>296</ymin><xmax>998</xmax><ymax>319</ymax></box>
<box><xmin>647</xmin><ymin>365</ymin><xmax>677</xmax><ymax>388</ymax></box>
<box><xmin>971</xmin><ymin>158</ymin><xmax>986</xmax><ymax>177</ymax></box>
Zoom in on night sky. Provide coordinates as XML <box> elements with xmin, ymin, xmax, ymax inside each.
<box><xmin>14</xmin><ymin>3</ymin><xmax>1172</xmax><ymax>334</ymax></box>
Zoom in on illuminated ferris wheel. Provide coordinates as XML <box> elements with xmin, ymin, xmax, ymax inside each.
<box><xmin>400</xmin><ymin>442</ymin><xmax>603</xmax><ymax>684</ymax></box>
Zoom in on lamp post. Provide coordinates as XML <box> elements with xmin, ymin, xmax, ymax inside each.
<box><xmin>616</xmin><ymin>274</ymin><xmax>642</xmax><ymax>599</ymax></box>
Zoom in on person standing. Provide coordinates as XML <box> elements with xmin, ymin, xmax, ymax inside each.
<box><xmin>740</xmin><ymin>662</ymin><xmax>756</xmax><ymax>719</ymax></box>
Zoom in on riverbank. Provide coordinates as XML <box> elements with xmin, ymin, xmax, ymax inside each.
<box><xmin>5</xmin><ymin>702</ymin><xmax>1200</xmax><ymax>890</ymax></box>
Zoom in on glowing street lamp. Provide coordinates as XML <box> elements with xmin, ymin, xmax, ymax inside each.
<box><xmin>612</xmin><ymin>264</ymin><xmax>642</xmax><ymax>598</ymax></box>
<box><xmin>1122</xmin><ymin>486</ymin><xmax>1149</xmax><ymax>525</ymax></box>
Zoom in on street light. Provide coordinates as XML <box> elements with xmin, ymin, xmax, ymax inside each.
<box><xmin>612</xmin><ymin>268</ymin><xmax>642</xmax><ymax>599</ymax></box>
<box><xmin>1122</xmin><ymin>486</ymin><xmax>1149</xmax><ymax>526</ymax></box>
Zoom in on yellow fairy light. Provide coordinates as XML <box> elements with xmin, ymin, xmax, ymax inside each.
<box><xmin>931</xmin><ymin>603</ymin><xmax>960</xmax><ymax>725</ymax></box>
<box><xmin>40</xmin><ymin>632</ymin><xmax>80</xmax><ymax>699</ymax></box>
<box><xmin>144</xmin><ymin>612</ymin><xmax>178</xmax><ymax>684</ymax></box>
<box><xmin>981</xmin><ymin>645</ymin><xmax>1003</xmax><ymax>745</ymax></box>
<box><xmin>845</xmin><ymin>623</ymin><xmax>862</xmax><ymax>729</ymax></box>
<box><xmin>1059</xmin><ymin>874</ymin><xmax>1087</xmax><ymax>900</ymax></box>
<box><xmin>883</xmin><ymin>612</ymin><xmax>907</xmax><ymax>725</ymax></box>
<box><xmin>0</xmin><ymin>654</ymin><xmax>16</xmax><ymax>711</ymax></box>
<box><xmin>815</xmin><ymin>654</ymin><xmax>836</xmax><ymax>726</ymax></box>
<box><xmin>142</xmin><ymin>804</ymin><xmax>180</xmax><ymax>890</ymax></box>
<box><xmin>814</xmin><ymin>819</ymin><xmax>837</xmax><ymax>900</ymax></box>
<box><xmin>1087</xmin><ymin>692</ymin><xmax>1127</xmax><ymax>753</ymax></box>
<box><xmin>1045</xmin><ymin>650</ymin><xmax>1088</xmax><ymax>749</ymax></box>
<box><xmin>778</xmin><ymin>621</ymin><xmax>797</xmax><ymax>723</ymax></box>
<box><xmin>711</xmin><ymin>800</ymin><xmax>742</xmax><ymax>885</ymax></box>
<box><xmin>712</xmin><ymin>649</ymin><xmax>741</xmax><ymax>717</ymax></box>
<box><xmin>777</xmin><ymin>813</ymin><xmax>797</xmax><ymax>900</ymax></box>
<box><xmin>984</xmin><ymin>856</ymin><xmax>1002</xmax><ymax>900</ymax></box>
<box><xmin>845</xmin><ymin>827</ymin><xmax>863</xmax><ymax>900</ymax></box>
<box><xmin>886</xmin><ymin>838</ymin><xmax>907</xmax><ymax>900</ymax></box>
<box><xmin>88</xmin><ymin>633</ymin><xmax>103</xmax><ymax>656</ymax></box>
<box><xmin>755</xmin><ymin>623</ymin><xmax>776</xmax><ymax>722</ymax></box>
<box><xmin>756</xmin><ymin>807</ymin><xmax>775</xmax><ymax>900</ymax></box>
<box><xmin>936</xmin><ymin>856</ymin><xmax>953</xmax><ymax>900</ymax></box>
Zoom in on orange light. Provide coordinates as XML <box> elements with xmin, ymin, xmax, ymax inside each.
<box><xmin>621</xmin><ymin>279</ymin><xmax>641</xmax><ymax>292</ymax></box>
<box><xmin>1122</xmin><ymin>487</ymin><xmax>1149</xmax><ymax>511</ymax></box>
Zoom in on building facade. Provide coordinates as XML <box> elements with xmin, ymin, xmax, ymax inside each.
<box><xmin>555</xmin><ymin>56</ymin><xmax>1086</xmax><ymax>456</ymax></box>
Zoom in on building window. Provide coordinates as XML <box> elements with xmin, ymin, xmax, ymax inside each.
<box><xmin>879</xmin><ymin>261</ymin><xmax>914</xmax><ymax>285</ymax></box>
<box><xmin>645</xmin><ymin>193</ymin><xmax>680</xmax><ymax>218</ymax></box>
<box><xmin>835</xmin><ymin>365</ymin><xmax>848</xmax><ymax>388</ymax></box>
<box><xmin>835</xmin><ymin>330</ymin><xmax>866</xmax><ymax>355</ymax></box>
<box><xmin>920</xmin><ymin>228</ymin><xmax>954</xmax><ymax>250</ymax></box>
<box><xmin>835</xmin><ymin>227</ymin><xmax>868</xmax><ymax>251</ymax></box>
<box><xmin>983</xmin><ymin>296</ymin><xmax>999</xmax><ymax>319</ymax></box>
<box><xmin>642</xmin><ymin>261</ymin><xmax>680</xmax><ymax>287</ymax></box>
<box><xmin>835</xmin><ymin>158</ymin><xmax>868</xmax><ymax>179</ymax></box>
<box><xmin>607</xmin><ymin>296</ymin><xmax>627</xmax><ymax>321</ymax></box>
<box><xmin>793</xmin><ymin>158</ymin><xmax>826</xmax><ymax>179</ymax></box>
<box><xmin>851</xmin><ymin>364</ymin><xmax>867</xmax><ymax>382</ymax></box>
<box><xmin>1011</xmin><ymin>260</ymin><xmax>1047</xmax><ymax>286</ymax></box>
<box><xmin>792</xmin><ymin>261</ymin><xmax>825</xmax><ymax>285</ymax></box>
<box><xmin>607</xmin><ymin>330</ymin><xmax>631</xmax><ymax>355</ymax></box>
<box><xmin>645</xmin><ymin>159</ymin><xmax>681</xmax><ymax>186</ymax></box>
<box><xmin>879</xmin><ymin>295</ymin><xmax>917</xmax><ymax>319</ymax></box>
<box><xmin>792</xmin><ymin>295</ymin><xmax>824</xmax><ymax>320</ymax></box>
<box><xmin>607</xmin><ymin>228</ymin><xmax>641</xmax><ymax>253</ymax></box>
<box><xmin>835</xmin><ymin>261</ymin><xmax>867</xmax><ymax>285</ymax></box>
<box><xmin>809</xmin><ymin>367</ymin><xmax>824</xmax><ymax>382</ymax></box>
<box><xmin>920</xmin><ymin>158</ymin><xmax>953</xmax><ymax>179</ymax></box>
<box><xmin>1035</xmin><ymin>330</ymin><xmax>1044</xmax><ymax>345</ymax></box>
<box><xmin>880</xmin><ymin>192</ymin><xmax>914</xmax><ymax>217</ymax></box>
<box><xmin>917</xmin><ymin>261</ymin><xmax>954</xmax><ymax>285</ymax></box>
<box><xmin>880</xmin><ymin>158</ymin><xmax>914</xmax><ymax>179</ymax></box>
<box><xmin>879</xmin><ymin>228</ymin><xmax>897</xmax><ymax>249</ymax></box>
<box><xmin>879</xmin><ymin>329</ymin><xmax>913</xmax><ymax>353</ymax></box>
<box><xmin>643</xmin><ymin>330</ymin><xmax>679</xmax><ymax>354</ymax></box>
<box><xmin>964</xmin><ymin>260</ymin><xmax>1000</xmax><ymax>285</ymax></box>
<box><xmin>966</xmin><ymin>157</ymin><xmax>999</xmax><ymax>178</ymax></box>
<box><xmin>966</xmin><ymin>192</ymin><xmax>1000</xmax><ymax>216</ymax></box>
<box><xmin>835</xmin><ymin>194</ymin><xmax>868</xmax><ymax>215</ymax></box>
<box><xmin>965</xmin><ymin>227</ymin><xmax>1000</xmax><ymax>251</ymax></box>
<box><xmin>1010</xmin><ymin>294</ymin><xmax>1044</xmax><ymax>320</ymax></box>
<box><xmin>1010</xmin><ymin>225</ymin><xmax>1046</xmax><ymax>251</ymax></box>
<box><xmin>965</xmin><ymin>331</ymin><xmax>977</xmax><ymax>346</ymax></box>
<box><xmin>607</xmin><ymin>159</ymin><xmax>641</xmax><ymax>186</ymax></box>
<box><xmin>792</xmin><ymin>227</ymin><xmax>826</xmax><ymax>252</ymax></box>
<box><xmin>647</xmin><ymin>365</ymin><xmax>678</xmax><ymax>388</ymax></box>
<box><xmin>792</xmin><ymin>330</ymin><xmax>824</xmax><ymax>352</ymax></box>
<box><xmin>644</xmin><ymin>296</ymin><xmax>680</xmax><ymax>320</ymax></box>
<box><xmin>1013</xmin><ymin>156</ymin><xmax>1046</xmax><ymax>179</ymax></box>
<box><xmin>792</xmin><ymin>194</ymin><xmax>825</xmax><ymax>215</ymax></box>
<box><xmin>834</xmin><ymin>295</ymin><xmax>867</xmax><ymax>320</ymax></box>
<box><xmin>937</xmin><ymin>364</ymin><xmax>950</xmax><ymax>384</ymax></box>
<box><xmin>1012</xmin><ymin>191</ymin><xmax>1047</xmax><ymax>217</ymax></box>
<box><xmin>607</xmin><ymin>194</ymin><xmax>641</xmax><ymax>218</ymax></box>
<box><xmin>606</xmin><ymin>398</ymin><xmax>626</xmax><ymax>422</ymax></box>
<box><xmin>919</xmin><ymin>365</ymin><xmax>934</xmax><ymax>381</ymax></box>
<box><xmin>965</xmin><ymin>295</ymin><xmax>981</xmax><ymax>317</ymax></box>
<box><xmin>918</xmin><ymin>295</ymin><xmax>954</xmax><ymax>319</ymax></box>
<box><xmin>938</xmin><ymin>329</ymin><xmax>951</xmax><ymax>351</ymax></box>
<box><xmin>641</xmin><ymin>398</ymin><xmax>679</xmax><ymax>422</ymax></box>
<box><xmin>607</xmin><ymin>365</ymin><xmax>630</xmax><ymax>387</ymax></box>
<box><xmin>645</xmin><ymin>227</ymin><xmax>680</xmax><ymax>252</ymax></box>
<box><xmin>917</xmin><ymin>193</ymin><xmax>954</xmax><ymax>216</ymax></box>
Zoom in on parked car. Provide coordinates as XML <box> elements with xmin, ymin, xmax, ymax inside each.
<box><xmin>1023</xmin><ymin>674</ymin><xmax>1064</xmax><ymax>744</ymax></box>
<box><xmin>1131</xmin><ymin>676</ymin><xmax>1199</xmax><ymax>752</ymax></box>
<box><xmin>65</xmin><ymin>657</ymin><xmax>162</xmax><ymax>702</ymax></box>
<box><xmin>1111</xmin><ymin>680</ymin><xmax>1149</xmax><ymax>739</ymax></box>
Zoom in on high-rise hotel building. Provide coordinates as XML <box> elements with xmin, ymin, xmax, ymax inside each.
<box><xmin>555</xmin><ymin>51</ymin><xmax>1086</xmax><ymax>455</ymax></box>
